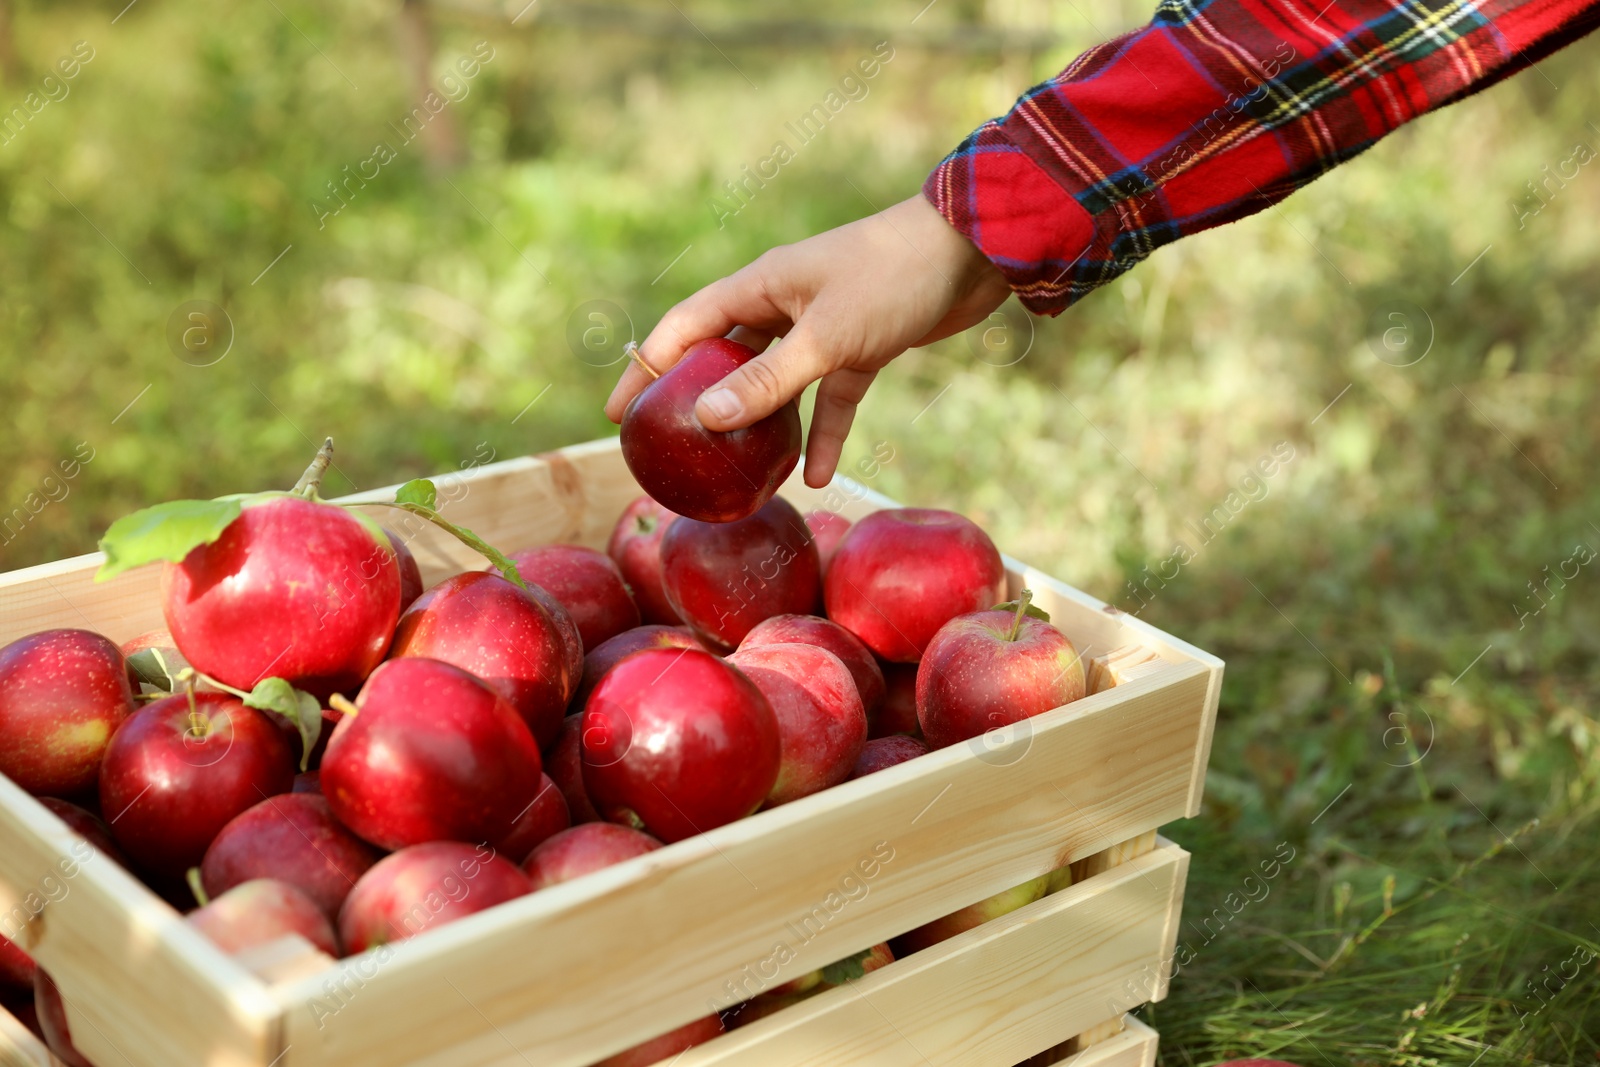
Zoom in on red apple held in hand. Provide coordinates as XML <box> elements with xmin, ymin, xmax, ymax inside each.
<box><xmin>739</xmin><ymin>615</ymin><xmax>884</xmax><ymax>716</ymax></box>
<box><xmin>596</xmin><ymin>1014</ymin><xmax>724</xmax><ymax>1067</ymax></box>
<box><xmin>33</xmin><ymin>969</ymin><xmax>92</xmax><ymax>1067</ymax></box>
<box><xmin>916</xmin><ymin>592</ymin><xmax>1086</xmax><ymax>751</ymax></box>
<box><xmin>582</xmin><ymin>649</ymin><xmax>779</xmax><ymax>843</ymax></box>
<box><xmin>872</xmin><ymin>662</ymin><xmax>921</xmax><ymax>739</ymax></box>
<box><xmin>894</xmin><ymin>875</ymin><xmax>1049</xmax><ymax>955</ymax></box>
<box><xmin>824</xmin><ymin>509</ymin><xmax>1005</xmax><ymax>663</ymax></box>
<box><xmin>497</xmin><ymin>774</ymin><xmax>571</xmax><ymax>865</ymax></box>
<box><xmin>99</xmin><ymin>692</ymin><xmax>294</xmax><ymax>879</ymax></box>
<box><xmin>521</xmin><ymin>822</ymin><xmax>662</xmax><ymax>890</ymax></box>
<box><xmin>339</xmin><ymin>842</ymin><xmax>530</xmax><ymax>953</ymax></box>
<box><xmin>620</xmin><ymin>337</ymin><xmax>801</xmax><ymax>524</ymax></box>
<box><xmin>322</xmin><ymin>658</ymin><xmax>543</xmax><ymax>851</ymax></box>
<box><xmin>660</xmin><ymin>498</ymin><xmax>820</xmax><ymax>649</ymax></box>
<box><xmin>0</xmin><ymin>935</ymin><xmax>35</xmax><ymax>990</ymax></box>
<box><xmin>511</xmin><ymin>545</ymin><xmax>641</xmax><ymax>652</ymax></box>
<box><xmin>388</xmin><ymin>571</ymin><xmax>572</xmax><ymax>748</ymax></box>
<box><xmin>0</xmin><ymin>629</ymin><xmax>134</xmax><ymax>797</ymax></box>
<box><xmin>573</xmin><ymin>625</ymin><xmax>704</xmax><ymax>713</ymax></box>
<box><xmin>384</xmin><ymin>528</ymin><xmax>425</xmax><ymax>613</ymax></box>
<box><xmin>607</xmin><ymin>496</ymin><xmax>683</xmax><ymax>625</ymax></box>
<box><xmin>850</xmin><ymin>736</ymin><xmax>928</xmax><ymax>779</ymax></box>
<box><xmin>187</xmin><ymin>878</ymin><xmax>340</xmax><ymax>958</ymax></box>
<box><xmin>201</xmin><ymin>793</ymin><xmax>382</xmax><ymax>921</ymax></box>
<box><xmin>803</xmin><ymin>510</ymin><xmax>851</xmax><ymax>572</ymax></box>
<box><xmin>162</xmin><ymin>495</ymin><xmax>402</xmax><ymax>696</ymax></box>
<box><xmin>725</xmin><ymin>644</ymin><xmax>866</xmax><ymax>806</ymax></box>
<box><xmin>545</xmin><ymin>716</ymin><xmax>601</xmax><ymax>824</ymax></box>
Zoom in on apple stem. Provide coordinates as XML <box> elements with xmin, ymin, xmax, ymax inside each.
<box><xmin>1007</xmin><ymin>589</ymin><xmax>1034</xmax><ymax>642</ymax></box>
<box><xmin>186</xmin><ymin>868</ymin><xmax>210</xmax><ymax>909</ymax></box>
<box><xmin>623</xmin><ymin>341</ymin><xmax>660</xmax><ymax>381</ymax></box>
<box><xmin>293</xmin><ymin>438</ymin><xmax>336</xmax><ymax>498</ymax></box>
<box><xmin>329</xmin><ymin>693</ymin><xmax>360</xmax><ymax>719</ymax></box>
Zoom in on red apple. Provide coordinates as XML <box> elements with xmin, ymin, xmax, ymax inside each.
<box><xmin>739</xmin><ymin>614</ymin><xmax>884</xmax><ymax>715</ymax></box>
<box><xmin>338</xmin><ymin>842</ymin><xmax>530</xmax><ymax>952</ymax></box>
<box><xmin>724</xmin><ymin>992</ymin><xmax>808</xmax><ymax>1029</ymax></box>
<box><xmin>201</xmin><ymin>793</ymin><xmax>382</xmax><ymax>921</ymax></box>
<box><xmin>99</xmin><ymin>692</ymin><xmax>293</xmax><ymax>879</ymax></box>
<box><xmin>916</xmin><ymin>596</ymin><xmax>1085</xmax><ymax>750</ymax></box>
<box><xmin>894</xmin><ymin>875</ymin><xmax>1049</xmax><ymax>955</ymax></box>
<box><xmin>0</xmin><ymin>935</ymin><xmax>35</xmax><ymax>989</ymax></box>
<box><xmin>606</xmin><ymin>496</ymin><xmax>683</xmax><ymax>625</ymax></box>
<box><xmin>660</xmin><ymin>498</ymin><xmax>820</xmax><ymax>649</ymax></box>
<box><xmin>596</xmin><ymin>1014</ymin><xmax>724</xmax><ymax>1067</ymax></box>
<box><xmin>545</xmin><ymin>716</ymin><xmax>601</xmax><ymax>824</ymax></box>
<box><xmin>293</xmin><ymin>770</ymin><xmax>322</xmax><ymax>794</ymax></box>
<box><xmin>188</xmin><ymin>878</ymin><xmax>340</xmax><ymax>958</ymax></box>
<box><xmin>824</xmin><ymin>509</ymin><xmax>1005</xmax><ymax>663</ymax></box>
<box><xmin>120</xmin><ymin>627</ymin><xmax>194</xmax><ymax>691</ymax></box>
<box><xmin>725</xmin><ymin>644</ymin><xmax>866</xmax><ymax>806</ymax></box>
<box><xmin>33</xmin><ymin>968</ymin><xmax>91</xmax><ymax>1067</ymax></box>
<box><xmin>162</xmin><ymin>495</ymin><xmax>402</xmax><ymax>696</ymax></box>
<box><xmin>496</xmin><ymin>774</ymin><xmax>571</xmax><ymax>865</ymax></box>
<box><xmin>37</xmin><ymin>797</ymin><xmax>128</xmax><ymax>867</ymax></box>
<box><xmin>511</xmin><ymin>545</ymin><xmax>641</xmax><ymax>652</ymax></box>
<box><xmin>872</xmin><ymin>662</ymin><xmax>921</xmax><ymax>739</ymax></box>
<box><xmin>0</xmin><ymin>629</ymin><xmax>134</xmax><ymax>796</ymax></box>
<box><xmin>582</xmin><ymin>648</ymin><xmax>779</xmax><ymax>843</ymax></box>
<box><xmin>572</xmin><ymin>625</ymin><xmax>704</xmax><ymax>713</ymax></box>
<box><xmin>620</xmin><ymin>337</ymin><xmax>801</xmax><ymax>523</ymax></box>
<box><xmin>321</xmin><ymin>658</ymin><xmax>543</xmax><ymax>852</ymax></box>
<box><xmin>525</xmin><ymin>581</ymin><xmax>585</xmax><ymax>711</ymax></box>
<box><xmin>521</xmin><ymin>822</ymin><xmax>662</xmax><ymax>890</ymax></box>
<box><xmin>803</xmin><ymin>510</ymin><xmax>851</xmax><ymax>572</ymax></box>
<box><xmin>384</xmin><ymin>528</ymin><xmax>425</xmax><ymax>613</ymax></box>
<box><xmin>850</xmin><ymin>735</ymin><xmax>928</xmax><ymax>779</ymax></box>
<box><xmin>388</xmin><ymin>571</ymin><xmax>572</xmax><ymax>748</ymax></box>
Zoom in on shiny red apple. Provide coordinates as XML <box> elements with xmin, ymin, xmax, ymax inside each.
<box><xmin>607</xmin><ymin>495</ymin><xmax>683</xmax><ymax>625</ymax></box>
<box><xmin>0</xmin><ymin>629</ymin><xmax>134</xmax><ymax>796</ymax></box>
<box><xmin>526</xmin><ymin>581</ymin><xmax>585</xmax><ymax>710</ymax></box>
<box><xmin>804</xmin><ymin>510</ymin><xmax>852</xmax><ymax>571</ymax></box>
<box><xmin>620</xmin><ymin>337</ymin><xmax>801</xmax><ymax>523</ymax></box>
<box><xmin>850</xmin><ymin>735</ymin><xmax>928</xmax><ymax>779</ymax></box>
<box><xmin>388</xmin><ymin>571</ymin><xmax>572</xmax><ymax>748</ymax></box>
<box><xmin>726</xmin><ymin>643</ymin><xmax>866</xmax><ymax>806</ymax></box>
<box><xmin>739</xmin><ymin>614</ymin><xmax>884</xmax><ymax>715</ymax></box>
<box><xmin>339</xmin><ymin>842</ymin><xmax>530</xmax><ymax>952</ymax></box>
<box><xmin>872</xmin><ymin>662</ymin><xmax>921</xmax><ymax>738</ymax></box>
<box><xmin>496</xmin><ymin>773</ymin><xmax>572</xmax><ymax>865</ymax></box>
<box><xmin>545</xmin><ymin>716</ymin><xmax>601</xmax><ymax>824</ymax></box>
<box><xmin>187</xmin><ymin>878</ymin><xmax>340</xmax><ymax>958</ymax></box>
<box><xmin>162</xmin><ymin>495</ymin><xmax>402</xmax><ymax>696</ymax></box>
<box><xmin>511</xmin><ymin>545</ymin><xmax>641</xmax><ymax>652</ymax></box>
<box><xmin>37</xmin><ymin>797</ymin><xmax>128</xmax><ymax>867</ymax></box>
<box><xmin>201</xmin><ymin>792</ymin><xmax>381</xmax><ymax>921</ymax></box>
<box><xmin>916</xmin><ymin>597</ymin><xmax>1085</xmax><ymax>750</ymax></box>
<box><xmin>521</xmin><ymin>822</ymin><xmax>662</xmax><ymax>891</ymax></box>
<box><xmin>99</xmin><ymin>692</ymin><xmax>294</xmax><ymax>879</ymax></box>
<box><xmin>582</xmin><ymin>648</ymin><xmax>779</xmax><ymax>842</ymax></box>
<box><xmin>322</xmin><ymin>658</ymin><xmax>543</xmax><ymax>852</ymax></box>
<box><xmin>33</xmin><ymin>969</ymin><xmax>92</xmax><ymax>1067</ymax></box>
<box><xmin>384</xmin><ymin>527</ymin><xmax>425</xmax><ymax>613</ymax></box>
<box><xmin>0</xmin><ymin>935</ymin><xmax>35</xmax><ymax>989</ymax></box>
<box><xmin>573</xmin><ymin>625</ymin><xmax>704</xmax><ymax>712</ymax></box>
<box><xmin>660</xmin><ymin>497</ymin><xmax>820</xmax><ymax>649</ymax></box>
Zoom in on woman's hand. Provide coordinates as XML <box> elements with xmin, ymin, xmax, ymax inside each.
<box><xmin>604</xmin><ymin>194</ymin><xmax>1011</xmax><ymax>487</ymax></box>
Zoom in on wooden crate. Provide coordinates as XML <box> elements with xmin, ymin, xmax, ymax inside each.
<box><xmin>0</xmin><ymin>437</ymin><xmax>1220</xmax><ymax>1067</ymax></box>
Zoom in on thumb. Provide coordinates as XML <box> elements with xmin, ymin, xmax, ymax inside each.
<box><xmin>695</xmin><ymin>328</ymin><xmax>832</xmax><ymax>430</ymax></box>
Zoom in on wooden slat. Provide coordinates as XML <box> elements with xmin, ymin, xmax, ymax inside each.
<box><xmin>672</xmin><ymin>842</ymin><xmax>1187</xmax><ymax>1066</ymax></box>
<box><xmin>0</xmin><ymin>1006</ymin><xmax>59</xmax><ymax>1067</ymax></box>
<box><xmin>1051</xmin><ymin>1015</ymin><xmax>1157</xmax><ymax>1067</ymax></box>
<box><xmin>272</xmin><ymin>667</ymin><xmax>1210</xmax><ymax>1067</ymax></box>
<box><xmin>0</xmin><ymin>777</ymin><xmax>279</xmax><ymax>1067</ymax></box>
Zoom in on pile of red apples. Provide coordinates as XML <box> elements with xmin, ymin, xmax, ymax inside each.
<box><xmin>0</xmin><ymin>340</ymin><xmax>1089</xmax><ymax>1067</ymax></box>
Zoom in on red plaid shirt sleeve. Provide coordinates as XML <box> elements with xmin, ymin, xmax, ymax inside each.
<box><xmin>925</xmin><ymin>0</ymin><xmax>1600</xmax><ymax>314</ymax></box>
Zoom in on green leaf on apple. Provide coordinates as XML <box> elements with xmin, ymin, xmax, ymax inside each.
<box><xmin>820</xmin><ymin>947</ymin><xmax>875</xmax><ymax>985</ymax></box>
<box><xmin>244</xmin><ymin>677</ymin><xmax>323</xmax><ymax>772</ymax></box>
<box><xmin>991</xmin><ymin>598</ymin><xmax>1051</xmax><ymax>623</ymax></box>
<box><xmin>96</xmin><ymin>497</ymin><xmax>247</xmax><ymax>582</ymax></box>
<box><xmin>395</xmin><ymin>479</ymin><xmax>438</xmax><ymax>509</ymax></box>
<box><xmin>126</xmin><ymin>647</ymin><xmax>178</xmax><ymax>692</ymax></box>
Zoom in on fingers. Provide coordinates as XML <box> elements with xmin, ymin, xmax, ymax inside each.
<box><xmin>803</xmin><ymin>368</ymin><xmax>877</xmax><ymax>488</ymax></box>
<box><xmin>694</xmin><ymin>320</ymin><xmax>834</xmax><ymax>431</ymax></box>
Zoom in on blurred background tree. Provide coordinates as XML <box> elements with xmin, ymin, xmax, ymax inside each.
<box><xmin>0</xmin><ymin>0</ymin><xmax>1595</xmax><ymax>1060</ymax></box>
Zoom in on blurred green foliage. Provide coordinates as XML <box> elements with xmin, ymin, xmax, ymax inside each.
<box><xmin>1</xmin><ymin>0</ymin><xmax>1597</xmax><ymax>1061</ymax></box>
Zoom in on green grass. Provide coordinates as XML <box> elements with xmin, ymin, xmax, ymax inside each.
<box><xmin>1</xmin><ymin>1</ymin><xmax>1597</xmax><ymax>1062</ymax></box>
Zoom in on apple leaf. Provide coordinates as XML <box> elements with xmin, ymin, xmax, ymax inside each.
<box><xmin>991</xmin><ymin>598</ymin><xmax>1051</xmax><ymax>623</ymax></box>
<box><xmin>820</xmin><ymin>947</ymin><xmax>875</xmax><ymax>986</ymax></box>
<box><xmin>395</xmin><ymin>479</ymin><xmax>438</xmax><ymax>509</ymax></box>
<box><xmin>96</xmin><ymin>498</ymin><xmax>245</xmax><ymax>582</ymax></box>
<box><xmin>244</xmin><ymin>677</ymin><xmax>323</xmax><ymax>772</ymax></box>
<box><xmin>126</xmin><ymin>647</ymin><xmax>178</xmax><ymax>692</ymax></box>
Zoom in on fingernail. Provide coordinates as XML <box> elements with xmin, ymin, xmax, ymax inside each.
<box><xmin>700</xmin><ymin>388</ymin><xmax>742</xmax><ymax>424</ymax></box>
